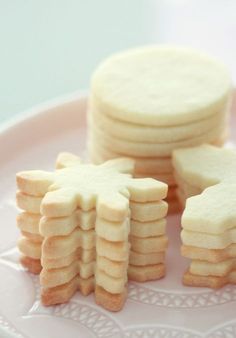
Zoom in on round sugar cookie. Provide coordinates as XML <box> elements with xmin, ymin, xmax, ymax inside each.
<box><xmin>91</xmin><ymin>46</ymin><xmax>232</xmax><ymax>126</ymax></box>
<box><xmin>90</xmin><ymin>122</ymin><xmax>226</xmax><ymax>157</ymax></box>
<box><xmin>89</xmin><ymin>107</ymin><xmax>228</xmax><ymax>144</ymax></box>
<box><xmin>88</xmin><ymin>141</ymin><xmax>173</xmax><ymax>174</ymax></box>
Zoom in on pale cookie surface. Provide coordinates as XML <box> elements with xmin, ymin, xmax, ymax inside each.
<box><xmin>17</xmin><ymin>212</ymin><xmax>41</xmax><ymax>234</ymax></box>
<box><xmin>130</xmin><ymin>235</ymin><xmax>168</xmax><ymax>254</ymax></box>
<box><xmin>173</xmin><ymin>144</ymin><xmax>236</xmax><ymax>289</ymax></box>
<box><xmin>18</xmin><ymin>237</ymin><xmax>42</xmax><ymax>259</ymax></box>
<box><xmin>91</xmin><ymin>46</ymin><xmax>231</xmax><ymax>126</ymax></box>
<box><xmin>128</xmin><ymin>263</ymin><xmax>165</xmax><ymax>282</ymax></box>
<box><xmin>90</xmin><ymin>122</ymin><xmax>226</xmax><ymax>157</ymax></box>
<box><xmin>135</xmin><ymin>172</ymin><xmax>176</xmax><ymax>186</ymax></box>
<box><xmin>174</xmin><ymin>174</ymin><xmax>202</xmax><ymax>198</ymax></box>
<box><xmin>130</xmin><ymin>200</ymin><xmax>168</xmax><ymax>222</ymax></box>
<box><xmin>89</xmin><ymin>106</ymin><xmax>228</xmax><ymax>143</ymax></box>
<box><xmin>41</xmin><ymin>248</ymin><xmax>96</xmax><ymax>269</ymax></box>
<box><xmin>129</xmin><ymin>250</ymin><xmax>165</xmax><ymax>266</ymax></box>
<box><xmin>173</xmin><ymin>144</ymin><xmax>236</xmax><ymax>189</ymax></box>
<box><xmin>183</xmin><ymin>269</ymin><xmax>236</xmax><ymax>289</ymax></box>
<box><xmin>182</xmin><ymin>184</ymin><xmax>236</xmax><ymax>235</ymax></box>
<box><xmin>181</xmin><ymin>244</ymin><xmax>236</xmax><ymax>263</ymax></box>
<box><xmin>181</xmin><ymin>225</ymin><xmax>236</xmax><ymax>249</ymax></box>
<box><xmin>17</xmin><ymin>157</ymin><xmax>167</xmax><ymax>219</ymax></box>
<box><xmin>130</xmin><ymin>218</ymin><xmax>166</xmax><ymax>238</ymax></box>
<box><xmin>39</xmin><ymin>209</ymin><xmax>96</xmax><ymax>237</ymax></box>
<box><xmin>89</xmin><ymin>142</ymin><xmax>173</xmax><ymax>174</ymax></box>
<box><xmin>189</xmin><ymin>258</ymin><xmax>236</xmax><ymax>277</ymax></box>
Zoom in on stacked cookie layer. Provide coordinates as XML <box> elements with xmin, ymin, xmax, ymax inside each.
<box><xmin>173</xmin><ymin>145</ymin><xmax>236</xmax><ymax>288</ymax></box>
<box><xmin>17</xmin><ymin>194</ymin><xmax>43</xmax><ymax>274</ymax></box>
<box><xmin>128</xmin><ymin>200</ymin><xmax>168</xmax><ymax>282</ymax></box>
<box><xmin>16</xmin><ymin>153</ymin><xmax>168</xmax><ymax>311</ymax></box>
<box><xmin>40</xmin><ymin>209</ymin><xmax>96</xmax><ymax>305</ymax></box>
<box><xmin>181</xmin><ymin>184</ymin><xmax>236</xmax><ymax>288</ymax></box>
<box><xmin>95</xmin><ymin>213</ymin><xmax>130</xmax><ymax>311</ymax></box>
<box><xmin>88</xmin><ymin>46</ymin><xmax>232</xmax><ymax>212</ymax></box>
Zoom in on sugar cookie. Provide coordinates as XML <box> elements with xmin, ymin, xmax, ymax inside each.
<box><xmin>91</xmin><ymin>46</ymin><xmax>231</xmax><ymax>126</ymax></box>
<box><xmin>90</xmin><ymin>106</ymin><xmax>228</xmax><ymax>143</ymax></box>
<box><xmin>16</xmin><ymin>152</ymin><xmax>168</xmax><ymax>311</ymax></box>
<box><xmin>90</xmin><ymin>121</ymin><xmax>226</xmax><ymax>157</ymax></box>
<box><xmin>173</xmin><ymin>144</ymin><xmax>236</xmax><ymax>289</ymax></box>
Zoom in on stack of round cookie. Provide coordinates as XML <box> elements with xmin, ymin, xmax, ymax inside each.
<box><xmin>88</xmin><ymin>46</ymin><xmax>232</xmax><ymax>212</ymax></box>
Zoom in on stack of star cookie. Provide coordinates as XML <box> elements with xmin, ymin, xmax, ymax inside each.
<box><xmin>173</xmin><ymin>144</ymin><xmax>236</xmax><ymax>288</ymax></box>
<box><xmin>16</xmin><ymin>153</ymin><xmax>168</xmax><ymax>311</ymax></box>
<box><xmin>181</xmin><ymin>184</ymin><xmax>236</xmax><ymax>288</ymax></box>
<box><xmin>88</xmin><ymin>46</ymin><xmax>232</xmax><ymax>212</ymax></box>
<box><xmin>96</xmin><ymin>194</ymin><xmax>169</xmax><ymax>310</ymax></box>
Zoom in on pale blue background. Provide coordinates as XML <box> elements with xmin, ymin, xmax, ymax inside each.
<box><xmin>0</xmin><ymin>0</ymin><xmax>235</xmax><ymax>122</ymax></box>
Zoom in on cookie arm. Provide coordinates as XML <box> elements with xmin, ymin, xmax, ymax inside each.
<box><xmin>41</xmin><ymin>188</ymin><xmax>78</xmax><ymax>217</ymax></box>
<box><xmin>56</xmin><ymin>152</ymin><xmax>81</xmax><ymax>169</ymax></box>
<box><xmin>127</xmin><ymin>178</ymin><xmax>168</xmax><ymax>202</ymax></box>
<box><xmin>16</xmin><ymin>170</ymin><xmax>54</xmax><ymax>196</ymax></box>
<box><xmin>96</xmin><ymin>192</ymin><xmax>129</xmax><ymax>222</ymax></box>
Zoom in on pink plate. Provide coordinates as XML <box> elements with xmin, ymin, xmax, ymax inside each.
<box><xmin>0</xmin><ymin>92</ymin><xmax>236</xmax><ymax>338</ymax></box>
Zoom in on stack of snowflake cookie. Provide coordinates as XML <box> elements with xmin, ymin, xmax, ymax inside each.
<box><xmin>16</xmin><ymin>153</ymin><xmax>168</xmax><ymax>311</ymax></box>
<box><xmin>88</xmin><ymin>46</ymin><xmax>232</xmax><ymax>212</ymax></box>
<box><xmin>173</xmin><ymin>144</ymin><xmax>236</xmax><ymax>288</ymax></box>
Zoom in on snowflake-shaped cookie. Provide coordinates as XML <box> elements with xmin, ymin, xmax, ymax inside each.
<box><xmin>16</xmin><ymin>153</ymin><xmax>168</xmax><ymax>311</ymax></box>
<box><xmin>173</xmin><ymin>144</ymin><xmax>236</xmax><ymax>288</ymax></box>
